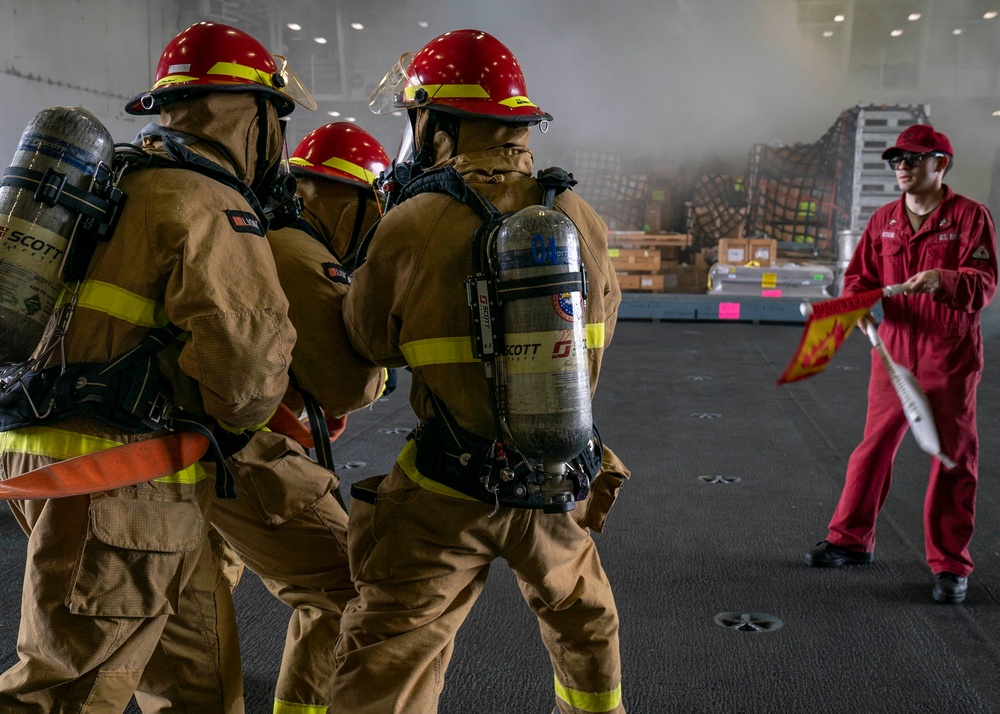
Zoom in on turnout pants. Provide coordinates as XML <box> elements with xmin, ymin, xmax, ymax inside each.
<box><xmin>0</xmin><ymin>437</ymin><xmax>241</xmax><ymax>713</ymax></box>
<box><xmin>204</xmin><ymin>431</ymin><xmax>355</xmax><ymax>713</ymax></box>
<box><xmin>331</xmin><ymin>456</ymin><xmax>627</xmax><ymax>714</ymax></box>
<box><xmin>827</xmin><ymin>350</ymin><xmax>981</xmax><ymax>576</ymax></box>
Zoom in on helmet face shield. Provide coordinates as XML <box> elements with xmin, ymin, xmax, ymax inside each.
<box><xmin>273</xmin><ymin>55</ymin><xmax>318</xmax><ymax>111</ymax></box>
<box><xmin>392</xmin><ymin>121</ymin><xmax>416</xmax><ymax>168</ymax></box>
<box><xmin>369</xmin><ymin>53</ymin><xmax>418</xmax><ymax>115</ymax></box>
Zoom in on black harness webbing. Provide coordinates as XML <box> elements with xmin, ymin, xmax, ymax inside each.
<box><xmin>0</xmin><ymin>163</ymin><xmax>126</xmax><ymax>282</ymax></box>
<box><xmin>404</xmin><ymin>391</ymin><xmax>602</xmax><ymax>511</ymax></box>
<box><xmin>298</xmin><ymin>388</ymin><xmax>348</xmax><ymax>511</ymax></box>
<box><xmin>288</xmin><ymin>217</ymin><xmax>327</xmax><ymax>247</ymax></box>
<box><xmin>0</xmin><ymin>325</ymin><xmax>237</xmax><ymax>498</ymax></box>
<box><xmin>350</xmin><ymin>164</ymin><xmax>599</xmax><ymax>511</ymax></box>
<box><xmin>1</xmin><ymin>166</ymin><xmax>116</xmax><ymax>223</ymax></box>
<box><xmin>0</xmin><ymin>140</ymin><xmax>296</xmax><ymax>499</ymax></box>
<box><xmin>116</xmin><ymin>139</ymin><xmax>270</xmax><ymax>230</ymax></box>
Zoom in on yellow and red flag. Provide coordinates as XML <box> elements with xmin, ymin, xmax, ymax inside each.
<box><xmin>776</xmin><ymin>288</ymin><xmax>886</xmax><ymax>385</ymax></box>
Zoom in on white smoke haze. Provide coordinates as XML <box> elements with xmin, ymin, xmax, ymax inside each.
<box><xmin>4</xmin><ymin>0</ymin><xmax>996</xmax><ymax>331</ymax></box>
<box><xmin>394</xmin><ymin>0</ymin><xmax>1000</xmax><ymax>334</ymax></box>
<box><xmin>370</xmin><ymin>0</ymin><xmax>849</xmax><ymax>172</ymax></box>
<box><xmin>345</xmin><ymin>0</ymin><xmax>998</xmax><ymax>201</ymax></box>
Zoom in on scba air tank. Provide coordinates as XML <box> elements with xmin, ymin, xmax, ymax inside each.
<box><xmin>494</xmin><ymin>205</ymin><xmax>592</xmax><ymax>465</ymax></box>
<box><xmin>0</xmin><ymin>106</ymin><xmax>115</xmax><ymax>364</ymax></box>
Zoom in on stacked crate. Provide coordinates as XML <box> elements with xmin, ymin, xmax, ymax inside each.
<box><xmin>607</xmin><ymin>231</ymin><xmax>706</xmax><ymax>293</ymax></box>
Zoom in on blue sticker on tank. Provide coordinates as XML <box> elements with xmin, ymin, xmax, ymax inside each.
<box><xmin>18</xmin><ymin>132</ymin><xmax>103</xmax><ymax>174</ymax></box>
<box><xmin>498</xmin><ymin>238</ymin><xmax>571</xmax><ymax>271</ymax></box>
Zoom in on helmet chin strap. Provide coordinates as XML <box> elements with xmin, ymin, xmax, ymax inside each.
<box><xmin>250</xmin><ymin>93</ymin><xmax>277</xmax><ymax>203</ymax></box>
<box><xmin>413</xmin><ymin>109</ymin><xmax>461</xmax><ymax>170</ymax></box>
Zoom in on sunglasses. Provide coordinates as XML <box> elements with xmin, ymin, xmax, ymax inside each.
<box><xmin>887</xmin><ymin>152</ymin><xmax>944</xmax><ymax>170</ymax></box>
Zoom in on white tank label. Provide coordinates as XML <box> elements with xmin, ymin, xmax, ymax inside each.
<box><xmin>503</xmin><ymin>329</ymin><xmax>587</xmax><ymax>375</ymax></box>
<box><xmin>0</xmin><ymin>215</ymin><xmax>67</xmax><ymax>323</ymax></box>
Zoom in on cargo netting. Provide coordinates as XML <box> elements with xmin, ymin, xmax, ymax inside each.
<box><xmin>685</xmin><ymin>174</ymin><xmax>747</xmax><ymax>250</ymax></box>
<box><xmin>742</xmin><ymin>110</ymin><xmax>858</xmax><ymax>255</ymax></box>
<box><xmin>569</xmin><ymin>149</ymin><xmax>648</xmax><ymax>230</ymax></box>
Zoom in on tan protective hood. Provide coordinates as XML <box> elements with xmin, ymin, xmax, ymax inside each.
<box><xmin>154</xmin><ymin>92</ymin><xmax>283</xmax><ymax>187</ymax></box>
<box><xmin>415</xmin><ymin>110</ymin><xmax>533</xmax><ymax>178</ymax></box>
<box><xmin>294</xmin><ymin>176</ymin><xmax>381</xmax><ymax>261</ymax></box>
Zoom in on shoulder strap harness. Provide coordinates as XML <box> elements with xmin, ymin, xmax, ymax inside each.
<box><xmin>356</xmin><ymin>165</ymin><xmax>600</xmax><ymax>511</ymax></box>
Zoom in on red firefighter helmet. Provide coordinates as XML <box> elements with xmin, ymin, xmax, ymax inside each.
<box><xmin>369</xmin><ymin>29</ymin><xmax>551</xmax><ymax>124</ymax></box>
<box><xmin>126</xmin><ymin>21</ymin><xmax>316</xmax><ymax>117</ymax></box>
<box><xmin>288</xmin><ymin>123</ymin><xmax>389</xmax><ymax>187</ymax></box>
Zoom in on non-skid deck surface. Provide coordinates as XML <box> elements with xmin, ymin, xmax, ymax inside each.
<box><xmin>2</xmin><ymin>315</ymin><xmax>998</xmax><ymax>713</ymax></box>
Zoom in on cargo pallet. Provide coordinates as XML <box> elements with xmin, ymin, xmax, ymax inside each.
<box><xmin>618</xmin><ymin>292</ymin><xmax>810</xmax><ymax>323</ymax></box>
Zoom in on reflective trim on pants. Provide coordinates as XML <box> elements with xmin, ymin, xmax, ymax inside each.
<box><xmin>273</xmin><ymin>698</ymin><xmax>328</xmax><ymax>714</ymax></box>
<box><xmin>555</xmin><ymin>675</ymin><xmax>622</xmax><ymax>713</ymax></box>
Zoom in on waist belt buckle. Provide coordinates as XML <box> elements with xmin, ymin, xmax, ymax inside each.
<box><xmin>147</xmin><ymin>392</ymin><xmax>173</xmax><ymax>426</ymax></box>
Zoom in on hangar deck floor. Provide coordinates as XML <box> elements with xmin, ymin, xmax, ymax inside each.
<box><xmin>2</xmin><ymin>316</ymin><xmax>998</xmax><ymax>713</ymax></box>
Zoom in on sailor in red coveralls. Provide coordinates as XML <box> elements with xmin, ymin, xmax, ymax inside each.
<box><xmin>805</xmin><ymin>124</ymin><xmax>998</xmax><ymax>604</ymax></box>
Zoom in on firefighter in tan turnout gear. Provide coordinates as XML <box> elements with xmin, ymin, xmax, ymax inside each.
<box><xmin>332</xmin><ymin>29</ymin><xmax>630</xmax><ymax>714</ymax></box>
<box><xmin>0</xmin><ymin>21</ymin><xmax>312</xmax><ymax>712</ymax></box>
<box><xmin>206</xmin><ymin>122</ymin><xmax>390</xmax><ymax>714</ymax></box>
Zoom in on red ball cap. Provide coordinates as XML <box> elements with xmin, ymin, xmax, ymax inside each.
<box><xmin>881</xmin><ymin>124</ymin><xmax>953</xmax><ymax>159</ymax></box>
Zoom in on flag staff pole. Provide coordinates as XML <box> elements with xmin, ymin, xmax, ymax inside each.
<box><xmin>863</xmin><ymin>320</ymin><xmax>957</xmax><ymax>469</ymax></box>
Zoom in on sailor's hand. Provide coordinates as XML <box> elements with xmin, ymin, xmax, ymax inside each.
<box><xmin>902</xmin><ymin>270</ymin><xmax>941</xmax><ymax>295</ymax></box>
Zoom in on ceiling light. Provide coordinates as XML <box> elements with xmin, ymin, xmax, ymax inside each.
<box><xmin>985</xmin><ymin>11</ymin><xmax>998</xmax><ymax>20</ymax></box>
<box><xmin>953</xmin><ymin>28</ymin><xmax>963</xmax><ymax>35</ymax></box>
<box><xmin>350</xmin><ymin>22</ymin><xmax>364</xmax><ymax>30</ymax></box>
<box><xmin>418</xmin><ymin>21</ymin><xmax>428</xmax><ymax>28</ymax></box>
<box><xmin>346</xmin><ymin>117</ymin><xmax>356</xmax><ymax>123</ymax></box>
<box><xmin>834</xmin><ymin>14</ymin><xmax>845</xmax><ymax>22</ymax></box>
<box><xmin>823</xmin><ymin>30</ymin><xmax>834</xmax><ymax>37</ymax></box>
<box><xmin>314</xmin><ymin>36</ymin><xmax>327</xmax><ymax>44</ymax></box>
<box><xmin>890</xmin><ymin>29</ymin><xmax>903</xmax><ymax>37</ymax></box>
<box><xmin>908</xmin><ymin>13</ymin><xmax>921</xmax><ymax>21</ymax></box>
<box><xmin>286</xmin><ymin>22</ymin><xmax>301</xmax><ymax>31</ymax></box>
<box><xmin>992</xmin><ymin>109</ymin><xmax>1000</xmax><ymax>116</ymax></box>
<box><xmin>327</xmin><ymin>111</ymin><xmax>341</xmax><ymax>117</ymax></box>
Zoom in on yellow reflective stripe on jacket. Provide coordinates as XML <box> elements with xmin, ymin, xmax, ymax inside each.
<box><xmin>396</xmin><ymin>439</ymin><xmax>477</xmax><ymax>501</ymax></box>
<box><xmin>61</xmin><ymin>280</ymin><xmax>168</xmax><ymax>328</ymax></box>
<box><xmin>586</xmin><ymin>322</ymin><xmax>605</xmax><ymax>349</ymax></box>
<box><xmin>554</xmin><ymin>676</ymin><xmax>622</xmax><ymax>713</ymax></box>
<box><xmin>400</xmin><ymin>337</ymin><xmax>476</xmax><ymax>367</ymax></box>
<box><xmin>0</xmin><ymin>426</ymin><xmax>120</xmax><ymax>458</ymax></box>
<box><xmin>273</xmin><ymin>698</ymin><xmax>327</xmax><ymax>714</ymax></box>
<box><xmin>218</xmin><ymin>406</ymin><xmax>275</xmax><ymax>434</ymax></box>
<box><xmin>400</xmin><ymin>324</ymin><xmax>606</xmax><ymax>368</ymax></box>
<box><xmin>0</xmin><ymin>426</ymin><xmax>205</xmax><ymax>485</ymax></box>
